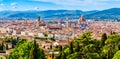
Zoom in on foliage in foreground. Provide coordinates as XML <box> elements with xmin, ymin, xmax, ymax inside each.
<box><xmin>54</xmin><ymin>32</ymin><xmax>120</xmax><ymax>59</ymax></box>
<box><xmin>8</xmin><ymin>39</ymin><xmax>46</xmax><ymax>59</ymax></box>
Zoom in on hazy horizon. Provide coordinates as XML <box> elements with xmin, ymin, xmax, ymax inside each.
<box><xmin>0</xmin><ymin>0</ymin><xmax>120</xmax><ymax>11</ymax></box>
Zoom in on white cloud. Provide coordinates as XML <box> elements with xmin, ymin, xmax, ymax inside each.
<box><xmin>10</xmin><ymin>3</ymin><xmax>17</xmax><ymax>6</ymax></box>
<box><xmin>32</xmin><ymin>0</ymin><xmax>120</xmax><ymax>10</ymax></box>
<box><xmin>35</xmin><ymin>0</ymin><xmax>86</xmax><ymax>6</ymax></box>
<box><xmin>35</xmin><ymin>7</ymin><xmax>39</xmax><ymax>10</ymax></box>
<box><xmin>34</xmin><ymin>0</ymin><xmax>120</xmax><ymax>6</ymax></box>
<box><xmin>10</xmin><ymin>3</ymin><xmax>18</xmax><ymax>10</ymax></box>
<box><xmin>0</xmin><ymin>3</ymin><xmax>4</xmax><ymax>6</ymax></box>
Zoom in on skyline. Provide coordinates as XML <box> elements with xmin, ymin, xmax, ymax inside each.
<box><xmin>0</xmin><ymin>0</ymin><xmax>120</xmax><ymax>11</ymax></box>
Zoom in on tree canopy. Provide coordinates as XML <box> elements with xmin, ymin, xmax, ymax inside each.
<box><xmin>54</xmin><ymin>32</ymin><xmax>120</xmax><ymax>59</ymax></box>
<box><xmin>8</xmin><ymin>39</ymin><xmax>46</xmax><ymax>59</ymax></box>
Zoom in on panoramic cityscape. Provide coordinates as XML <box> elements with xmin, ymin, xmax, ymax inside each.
<box><xmin>0</xmin><ymin>0</ymin><xmax>120</xmax><ymax>59</ymax></box>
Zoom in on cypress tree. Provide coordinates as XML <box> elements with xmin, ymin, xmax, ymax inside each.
<box><xmin>56</xmin><ymin>52</ymin><xmax>62</xmax><ymax>59</ymax></box>
<box><xmin>61</xmin><ymin>52</ymin><xmax>67</xmax><ymax>59</ymax></box>
<box><xmin>110</xmin><ymin>31</ymin><xmax>116</xmax><ymax>35</ymax></box>
<box><xmin>1</xmin><ymin>42</ymin><xmax>4</xmax><ymax>50</ymax></box>
<box><xmin>59</xmin><ymin>46</ymin><xmax>62</xmax><ymax>52</ymax></box>
<box><xmin>6</xmin><ymin>44</ymin><xmax>8</xmax><ymax>50</ymax></box>
<box><xmin>100</xmin><ymin>33</ymin><xmax>107</xmax><ymax>47</ymax></box>
<box><xmin>52</xmin><ymin>52</ymin><xmax>54</xmax><ymax>59</ymax></box>
<box><xmin>50</xmin><ymin>45</ymin><xmax>52</xmax><ymax>50</ymax></box>
<box><xmin>29</xmin><ymin>40</ymin><xmax>45</xmax><ymax>59</ymax></box>
<box><xmin>69</xmin><ymin>42</ymin><xmax>73</xmax><ymax>54</ymax></box>
<box><xmin>29</xmin><ymin>40</ymin><xmax>37</xmax><ymax>59</ymax></box>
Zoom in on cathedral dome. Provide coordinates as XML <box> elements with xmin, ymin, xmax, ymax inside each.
<box><xmin>78</xmin><ymin>15</ymin><xmax>86</xmax><ymax>23</ymax></box>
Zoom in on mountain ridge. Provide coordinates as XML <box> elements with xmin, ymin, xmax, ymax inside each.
<box><xmin>0</xmin><ymin>8</ymin><xmax>120</xmax><ymax>20</ymax></box>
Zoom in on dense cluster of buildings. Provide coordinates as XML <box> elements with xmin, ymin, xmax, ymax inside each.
<box><xmin>0</xmin><ymin>15</ymin><xmax>120</xmax><ymax>58</ymax></box>
<box><xmin>0</xmin><ymin>15</ymin><xmax>86</xmax><ymax>40</ymax></box>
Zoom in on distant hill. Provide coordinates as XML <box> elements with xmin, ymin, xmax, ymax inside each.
<box><xmin>0</xmin><ymin>10</ymin><xmax>98</xmax><ymax>19</ymax></box>
<box><xmin>7</xmin><ymin>10</ymin><xmax>84</xmax><ymax>19</ymax></box>
<box><xmin>86</xmin><ymin>8</ymin><xmax>120</xmax><ymax>20</ymax></box>
<box><xmin>0</xmin><ymin>8</ymin><xmax>120</xmax><ymax>20</ymax></box>
<box><xmin>0</xmin><ymin>11</ymin><xmax>19</xmax><ymax>18</ymax></box>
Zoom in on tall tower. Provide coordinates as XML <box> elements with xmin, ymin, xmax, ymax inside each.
<box><xmin>66</xmin><ymin>17</ymin><xmax>69</xmax><ymax>27</ymax></box>
<box><xmin>37</xmin><ymin>16</ymin><xmax>40</xmax><ymax>27</ymax></box>
<box><xmin>58</xmin><ymin>19</ymin><xmax>62</xmax><ymax>27</ymax></box>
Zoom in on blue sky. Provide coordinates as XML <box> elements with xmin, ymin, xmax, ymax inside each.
<box><xmin>0</xmin><ymin>0</ymin><xmax>120</xmax><ymax>11</ymax></box>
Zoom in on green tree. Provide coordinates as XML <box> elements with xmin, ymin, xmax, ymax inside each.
<box><xmin>29</xmin><ymin>40</ymin><xmax>45</xmax><ymax>59</ymax></box>
<box><xmin>86</xmin><ymin>53</ymin><xmax>100</xmax><ymax>59</ymax></box>
<box><xmin>52</xmin><ymin>52</ymin><xmax>54</xmax><ymax>59</ymax></box>
<box><xmin>0</xmin><ymin>42</ymin><xmax>4</xmax><ymax>50</ymax></box>
<box><xmin>3</xmin><ymin>37</ymin><xmax>13</xmax><ymax>42</ymax></box>
<box><xmin>44</xmin><ymin>33</ymin><xmax>48</xmax><ymax>37</ymax></box>
<box><xmin>112</xmin><ymin>50</ymin><xmax>120</xmax><ymax>59</ymax></box>
<box><xmin>54</xmin><ymin>32</ymin><xmax>120</xmax><ymax>59</ymax></box>
<box><xmin>6</xmin><ymin>44</ymin><xmax>8</xmax><ymax>50</ymax></box>
<box><xmin>8</xmin><ymin>40</ymin><xmax>46</xmax><ymax>59</ymax></box>
<box><xmin>16</xmin><ymin>38</ymin><xmax>26</xmax><ymax>47</ymax></box>
<box><xmin>50</xmin><ymin>45</ymin><xmax>52</xmax><ymax>50</ymax></box>
<box><xmin>100</xmin><ymin>33</ymin><xmax>107</xmax><ymax>47</ymax></box>
<box><xmin>69</xmin><ymin>42</ymin><xmax>73</xmax><ymax>54</ymax></box>
<box><xmin>67</xmin><ymin>52</ymin><xmax>85</xmax><ymax>59</ymax></box>
<box><xmin>110</xmin><ymin>31</ymin><xmax>116</xmax><ymax>35</ymax></box>
<box><xmin>8</xmin><ymin>41</ymin><xmax>32</xmax><ymax>59</ymax></box>
<box><xmin>101</xmin><ymin>34</ymin><xmax>120</xmax><ymax>59</ymax></box>
<box><xmin>50</xmin><ymin>37</ymin><xmax>55</xmax><ymax>41</ymax></box>
<box><xmin>61</xmin><ymin>52</ymin><xmax>67</xmax><ymax>59</ymax></box>
<box><xmin>74</xmin><ymin>42</ymin><xmax>80</xmax><ymax>52</ymax></box>
<box><xmin>59</xmin><ymin>46</ymin><xmax>62</xmax><ymax>52</ymax></box>
<box><xmin>54</xmin><ymin>52</ymin><xmax>67</xmax><ymax>59</ymax></box>
<box><xmin>54</xmin><ymin>52</ymin><xmax>62</xmax><ymax>59</ymax></box>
